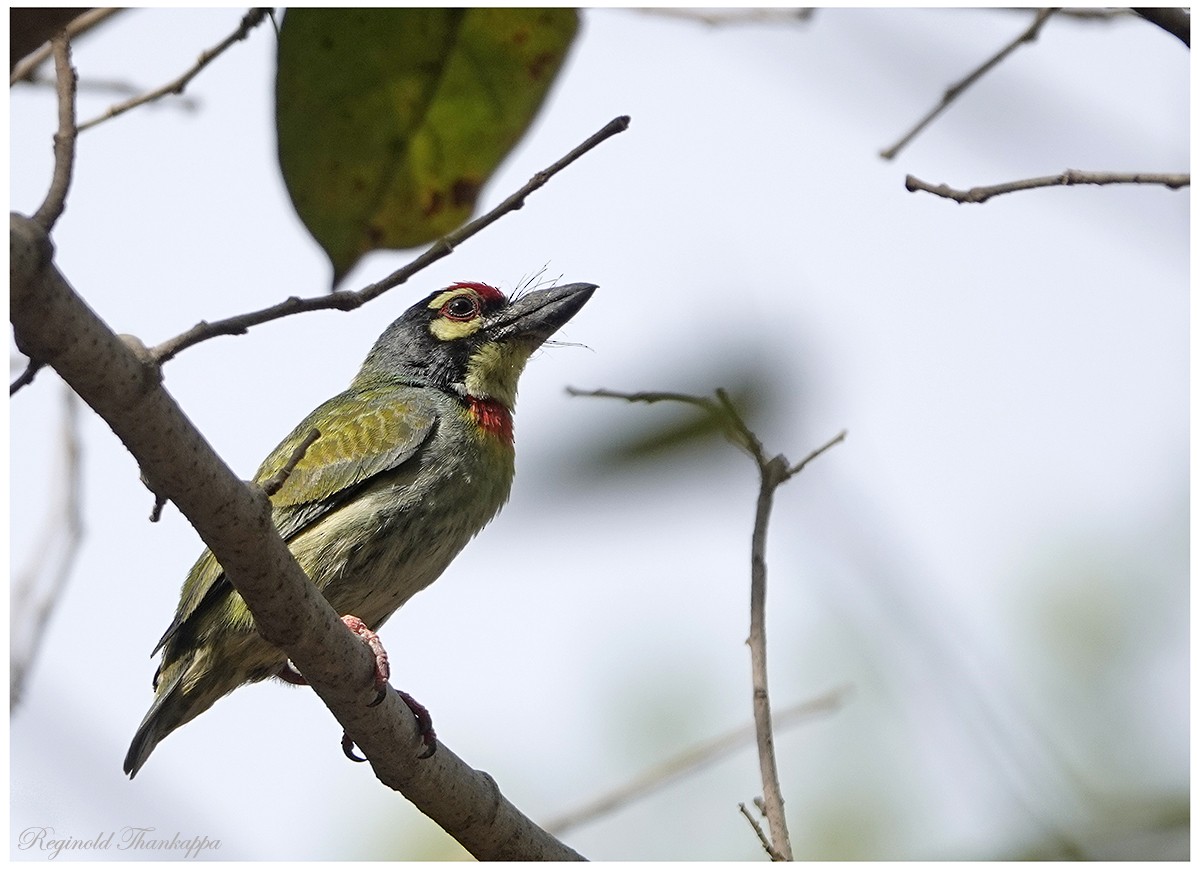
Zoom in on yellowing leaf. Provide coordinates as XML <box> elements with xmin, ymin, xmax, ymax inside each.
<box><xmin>276</xmin><ymin>8</ymin><xmax>579</xmax><ymax>285</ymax></box>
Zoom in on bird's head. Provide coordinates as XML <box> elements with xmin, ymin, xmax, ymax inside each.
<box><xmin>354</xmin><ymin>281</ymin><xmax>596</xmax><ymax>410</ymax></box>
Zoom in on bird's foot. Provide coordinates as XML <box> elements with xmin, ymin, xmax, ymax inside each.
<box><xmin>338</xmin><ymin>614</ymin><xmax>437</xmax><ymax>761</ymax></box>
<box><xmin>340</xmin><ymin>614</ymin><xmax>390</xmax><ymax>702</ymax></box>
<box><xmin>276</xmin><ymin>616</ymin><xmax>392</xmax><ymax>700</ymax></box>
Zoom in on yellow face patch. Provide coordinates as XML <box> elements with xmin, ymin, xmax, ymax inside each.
<box><xmin>465</xmin><ymin>340</ymin><xmax>535</xmax><ymax>409</ymax></box>
<box><xmin>427</xmin><ymin>289</ymin><xmax>485</xmax><ymax>342</ymax></box>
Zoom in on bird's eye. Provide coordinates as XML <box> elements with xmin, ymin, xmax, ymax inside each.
<box><xmin>441</xmin><ymin>295</ymin><xmax>479</xmax><ymax>322</ymax></box>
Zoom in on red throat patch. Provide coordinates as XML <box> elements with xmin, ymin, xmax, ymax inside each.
<box><xmin>468</xmin><ymin>396</ymin><xmax>514</xmax><ymax>444</ymax></box>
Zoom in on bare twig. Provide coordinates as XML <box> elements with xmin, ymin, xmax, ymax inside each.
<box><xmin>544</xmin><ymin>687</ymin><xmax>850</xmax><ymax>836</ymax></box>
<box><xmin>1009</xmin><ymin>7</ymin><xmax>1124</xmax><ymax>21</ymax></box>
<box><xmin>1132</xmin><ymin>8</ymin><xmax>1190</xmax><ymax>47</ymax></box>
<box><xmin>25</xmin><ymin>72</ymin><xmax>202</xmax><ymax>110</ymax></box>
<box><xmin>572</xmin><ymin>385</ymin><xmax>847</xmax><ymax>860</ymax></box>
<box><xmin>880</xmin><ymin>8</ymin><xmax>1057</xmax><ymax>160</ymax></box>
<box><xmin>565</xmin><ymin>385</ymin><xmax>720</xmax><ymax>418</ymax></box>
<box><xmin>32</xmin><ymin>34</ymin><xmax>77</xmax><ymax>232</ymax></box>
<box><xmin>259</xmin><ymin>429</ymin><xmax>321</xmax><ymax>497</ymax></box>
<box><xmin>739</xmin><ymin>802</ymin><xmax>785</xmax><ymax>861</ymax></box>
<box><xmin>787</xmin><ymin>431</ymin><xmax>847</xmax><ymax>478</ymax></box>
<box><xmin>151</xmin><ymin>114</ymin><xmax>632</xmax><ymax>363</ymax></box>
<box><xmin>75</xmin><ymin>8</ymin><xmax>271</xmax><ymax>133</ymax></box>
<box><xmin>748</xmin><ymin>455</ymin><xmax>795</xmax><ymax>860</ymax></box>
<box><xmin>10</xmin><ymin>9</ymin><xmax>123</xmax><ymax>86</ymax></box>
<box><xmin>11</xmin><ymin>387</ymin><xmax>86</xmax><ymax>707</ymax></box>
<box><xmin>905</xmin><ymin>169</ymin><xmax>1190</xmax><ymax>203</ymax></box>
<box><xmin>148</xmin><ymin>492</ymin><xmax>168</xmax><ymax>523</ymax></box>
<box><xmin>10</xmin><ymin>358</ymin><xmax>46</xmax><ymax>395</ymax></box>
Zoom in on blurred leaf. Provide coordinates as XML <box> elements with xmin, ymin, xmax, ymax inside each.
<box><xmin>276</xmin><ymin>8</ymin><xmax>579</xmax><ymax>285</ymax></box>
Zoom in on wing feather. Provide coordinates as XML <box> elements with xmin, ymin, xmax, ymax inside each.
<box><xmin>154</xmin><ymin>386</ymin><xmax>436</xmax><ymax>654</ymax></box>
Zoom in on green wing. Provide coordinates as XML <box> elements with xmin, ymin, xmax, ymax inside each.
<box><xmin>257</xmin><ymin>387</ymin><xmax>436</xmax><ymax>537</ymax></box>
<box><xmin>153</xmin><ymin>385</ymin><xmax>436</xmax><ymax>655</ymax></box>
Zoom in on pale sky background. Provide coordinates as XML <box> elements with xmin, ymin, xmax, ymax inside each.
<box><xmin>9</xmin><ymin>7</ymin><xmax>1189</xmax><ymax>861</ymax></box>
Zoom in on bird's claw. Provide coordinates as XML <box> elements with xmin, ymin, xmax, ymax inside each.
<box><xmin>339</xmin><ymin>692</ymin><xmax>437</xmax><ymax>764</ymax></box>
<box><xmin>337</xmin><ymin>614</ymin><xmax>437</xmax><ymax>761</ymax></box>
<box><xmin>398</xmin><ymin>689</ymin><xmax>438</xmax><ymax>758</ymax></box>
<box><xmin>342</xmin><ymin>732</ymin><xmax>368</xmax><ymax>763</ymax></box>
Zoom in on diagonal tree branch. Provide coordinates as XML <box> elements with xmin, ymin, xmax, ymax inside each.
<box><xmin>76</xmin><ymin>7</ymin><xmax>272</xmax><ymax>133</ymax></box>
<box><xmin>150</xmin><ymin>114</ymin><xmax>631</xmax><ymax>364</ymax></box>
<box><xmin>10</xmin><ymin>212</ymin><xmax>585</xmax><ymax>861</ymax></box>
<box><xmin>544</xmin><ymin>687</ymin><xmax>850</xmax><ymax>837</ymax></box>
<box><xmin>880</xmin><ymin>8</ymin><xmax>1057</xmax><ymax>161</ymax></box>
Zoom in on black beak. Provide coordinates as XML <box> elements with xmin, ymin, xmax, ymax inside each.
<box><xmin>487</xmin><ymin>282</ymin><xmax>597</xmax><ymax>345</ymax></box>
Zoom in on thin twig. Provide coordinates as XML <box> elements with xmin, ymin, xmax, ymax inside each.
<box><xmin>905</xmin><ymin>169</ymin><xmax>1190</xmax><ymax>204</ymax></box>
<box><xmin>565</xmin><ymin>386</ymin><xmax>720</xmax><ymax>417</ymax></box>
<box><xmin>565</xmin><ymin>386</ymin><xmax>758</xmax><ymax>456</ymax></box>
<box><xmin>148</xmin><ymin>492</ymin><xmax>168</xmax><ymax>523</ymax></box>
<box><xmin>1132</xmin><ymin>8</ymin><xmax>1190</xmax><ymax>47</ymax></box>
<box><xmin>572</xmin><ymin>386</ymin><xmax>846</xmax><ymax>860</ymax></box>
<box><xmin>10</xmin><ymin>358</ymin><xmax>46</xmax><ymax>395</ymax></box>
<box><xmin>259</xmin><ymin>429</ymin><xmax>321</xmax><ymax>497</ymax></box>
<box><xmin>10</xmin><ymin>8</ymin><xmax>123</xmax><ymax>86</ymax></box>
<box><xmin>26</xmin><ymin>72</ymin><xmax>202</xmax><ymax>108</ymax></box>
<box><xmin>786</xmin><ymin>430</ymin><xmax>848</xmax><ymax>479</ymax></box>
<box><xmin>32</xmin><ymin>34</ymin><xmax>77</xmax><ymax>232</ymax></box>
<box><xmin>11</xmin><ymin>387</ymin><xmax>86</xmax><ymax>707</ymax></box>
<box><xmin>1005</xmin><ymin>7</ymin><xmax>1125</xmax><ymax>20</ymax></box>
<box><xmin>739</xmin><ymin>802</ymin><xmax>785</xmax><ymax>861</ymax></box>
<box><xmin>151</xmin><ymin>115</ymin><xmax>631</xmax><ymax>363</ymax></box>
<box><xmin>544</xmin><ymin>687</ymin><xmax>850</xmax><ymax>836</ymax></box>
<box><xmin>879</xmin><ymin>8</ymin><xmax>1057</xmax><ymax>160</ymax></box>
<box><xmin>636</xmin><ymin>8</ymin><xmax>814</xmax><ymax>27</ymax></box>
<box><xmin>351</xmin><ymin>115</ymin><xmax>632</xmax><ymax>304</ymax></box>
<box><xmin>748</xmin><ymin>455</ymin><xmax>794</xmax><ymax>860</ymax></box>
<box><xmin>76</xmin><ymin>8</ymin><xmax>271</xmax><ymax>133</ymax></box>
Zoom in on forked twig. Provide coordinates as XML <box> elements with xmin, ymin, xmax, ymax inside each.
<box><xmin>739</xmin><ymin>802</ymin><xmax>785</xmax><ymax>861</ymax></box>
<box><xmin>571</xmin><ymin>385</ymin><xmax>846</xmax><ymax>859</ymax></box>
<box><xmin>76</xmin><ymin>8</ymin><xmax>272</xmax><ymax>133</ymax></box>
<box><xmin>10</xmin><ymin>8</ymin><xmax>123</xmax><ymax>86</ymax></box>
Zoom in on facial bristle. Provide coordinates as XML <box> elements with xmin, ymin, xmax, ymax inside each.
<box><xmin>448</xmin><ymin>281</ymin><xmax>505</xmax><ymax>303</ymax></box>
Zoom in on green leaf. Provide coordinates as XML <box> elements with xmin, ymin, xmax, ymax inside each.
<box><xmin>276</xmin><ymin>8</ymin><xmax>579</xmax><ymax>286</ymax></box>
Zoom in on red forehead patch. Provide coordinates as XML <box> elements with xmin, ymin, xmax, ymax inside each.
<box><xmin>447</xmin><ymin>281</ymin><xmax>505</xmax><ymax>304</ymax></box>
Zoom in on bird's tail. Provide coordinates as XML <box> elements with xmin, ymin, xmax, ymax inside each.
<box><xmin>124</xmin><ymin>646</ymin><xmax>237</xmax><ymax>779</ymax></box>
<box><xmin>124</xmin><ymin>666</ymin><xmax>191</xmax><ymax>778</ymax></box>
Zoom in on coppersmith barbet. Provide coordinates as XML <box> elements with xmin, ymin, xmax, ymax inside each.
<box><xmin>125</xmin><ymin>280</ymin><xmax>595</xmax><ymax>777</ymax></box>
